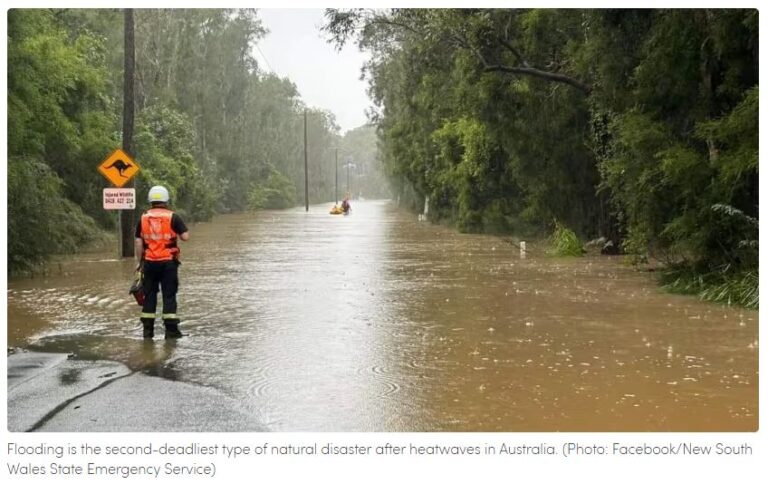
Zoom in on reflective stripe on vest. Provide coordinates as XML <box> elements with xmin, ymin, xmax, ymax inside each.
<box><xmin>140</xmin><ymin>208</ymin><xmax>178</xmax><ymax>261</ymax></box>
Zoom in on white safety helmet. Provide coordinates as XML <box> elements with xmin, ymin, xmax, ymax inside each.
<box><xmin>148</xmin><ymin>185</ymin><xmax>170</xmax><ymax>203</ymax></box>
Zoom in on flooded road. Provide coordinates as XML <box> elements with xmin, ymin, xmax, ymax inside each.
<box><xmin>7</xmin><ymin>200</ymin><xmax>758</xmax><ymax>431</ymax></box>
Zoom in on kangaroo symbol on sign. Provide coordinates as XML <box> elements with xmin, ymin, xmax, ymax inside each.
<box><xmin>105</xmin><ymin>159</ymin><xmax>133</xmax><ymax>178</ymax></box>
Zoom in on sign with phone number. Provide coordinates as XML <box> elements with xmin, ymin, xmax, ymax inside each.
<box><xmin>103</xmin><ymin>188</ymin><xmax>136</xmax><ymax>210</ymax></box>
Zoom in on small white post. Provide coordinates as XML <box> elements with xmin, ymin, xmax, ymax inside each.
<box><xmin>418</xmin><ymin>195</ymin><xmax>430</xmax><ymax>222</ymax></box>
<box><xmin>520</xmin><ymin>241</ymin><xmax>526</xmax><ymax>259</ymax></box>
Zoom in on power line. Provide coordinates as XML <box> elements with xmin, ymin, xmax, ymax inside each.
<box><xmin>255</xmin><ymin>43</ymin><xmax>274</xmax><ymax>73</ymax></box>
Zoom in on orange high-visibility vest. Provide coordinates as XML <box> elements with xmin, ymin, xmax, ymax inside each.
<box><xmin>140</xmin><ymin>208</ymin><xmax>179</xmax><ymax>261</ymax></box>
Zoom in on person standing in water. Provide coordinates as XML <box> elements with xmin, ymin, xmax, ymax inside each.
<box><xmin>135</xmin><ymin>185</ymin><xmax>190</xmax><ymax>339</ymax></box>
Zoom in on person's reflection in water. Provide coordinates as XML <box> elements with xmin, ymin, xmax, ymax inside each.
<box><xmin>134</xmin><ymin>339</ymin><xmax>180</xmax><ymax>380</ymax></box>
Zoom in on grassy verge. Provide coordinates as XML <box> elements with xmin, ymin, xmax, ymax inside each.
<box><xmin>660</xmin><ymin>265</ymin><xmax>758</xmax><ymax>310</ymax></box>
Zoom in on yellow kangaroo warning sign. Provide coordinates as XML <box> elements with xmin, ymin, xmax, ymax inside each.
<box><xmin>98</xmin><ymin>148</ymin><xmax>140</xmax><ymax>188</ymax></box>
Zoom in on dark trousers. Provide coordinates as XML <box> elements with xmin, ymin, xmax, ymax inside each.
<box><xmin>141</xmin><ymin>260</ymin><xmax>179</xmax><ymax>319</ymax></box>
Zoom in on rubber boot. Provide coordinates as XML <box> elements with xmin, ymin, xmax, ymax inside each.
<box><xmin>164</xmin><ymin>318</ymin><xmax>183</xmax><ymax>339</ymax></box>
<box><xmin>141</xmin><ymin>318</ymin><xmax>155</xmax><ymax>339</ymax></box>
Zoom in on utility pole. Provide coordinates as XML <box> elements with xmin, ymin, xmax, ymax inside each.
<box><xmin>120</xmin><ymin>8</ymin><xmax>135</xmax><ymax>258</ymax></box>
<box><xmin>335</xmin><ymin>148</ymin><xmax>338</xmax><ymax>204</ymax></box>
<box><xmin>346</xmin><ymin>161</ymin><xmax>350</xmax><ymax>194</ymax></box>
<box><xmin>304</xmin><ymin>109</ymin><xmax>309</xmax><ymax>212</ymax></box>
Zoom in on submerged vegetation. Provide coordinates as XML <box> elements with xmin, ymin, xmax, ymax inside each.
<box><xmin>661</xmin><ymin>266</ymin><xmax>758</xmax><ymax>310</ymax></box>
<box><xmin>324</xmin><ymin>8</ymin><xmax>758</xmax><ymax>308</ymax></box>
<box><xmin>549</xmin><ymin>221</ymin><xmax>584</xmax><ymax>257</ymax></box>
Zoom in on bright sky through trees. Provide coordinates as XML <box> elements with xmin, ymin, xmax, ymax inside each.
<box><xmin>255</xmin><ymin>9</ymin><xmax>371</xmax><ymax>133</ymax></box>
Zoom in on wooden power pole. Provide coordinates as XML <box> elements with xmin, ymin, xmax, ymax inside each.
<box><xmin>120</xmin><ymin>8</ymin><xmax>136</xmax><ymax>258</ymax></box>
<box><xmin>335</xmin><ymin>148</ymin><xmax>338</xmax><ymax>204</ymax></box>
<box><xmin>304</xmin><ymin>109</ymin><xmax>309</xmax><ymax>212</ymax></box>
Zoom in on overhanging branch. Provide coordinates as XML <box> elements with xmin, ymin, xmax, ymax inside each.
<box><xmin>484</xmin><ymin>65</ymin><xmax>591</xmax><ymax>94</ymax></box>
<box><xmin>444</xmin><ymin>25</ymin><xmax>591</xmax><ymax>95</ymax></box>
<box><xmin>499</xmin><ymin>39</ymin><xmax>530</xmax><ymax>68</ymax></box>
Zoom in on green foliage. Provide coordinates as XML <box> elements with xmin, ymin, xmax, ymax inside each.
<box><xmin>432</xmin><ymin>117</ymin><xmax>494</xmax><ymax>231</ymax></box>
<box><xmin>248</xmin><ymin>169</ymin><xmax>297</xmax><ymax>210</ymax></box>
<box><xmin>595</xmin><ymin>11</ymin><xmax>758</xmax><ymax>276</ymax></box>
<box><xmin>132</xmin><ymin>103</ymin><xmax>219</xmax><ymax>221</ymax></box>
<box><xmin>549</xmin><ymin>221</ymin><xmax>584</xmax><ymax>257</ymax></box>
<box><xmin>8</xmin><ymin>9</ymin><xmax>116</xmax><ymax>273</ymax></box>
<box><xmin>133</xmin><ymin>10</ymin><xmax>344</xmax><ymax>212</ymax></box>
<box><xmin>661</xmin><ymin>265</ymin><xmax>758</xmax><ymax>310</ymax></box>
<box><xmin>698</xmin><ymin>271</ymin><xmax>758</xmax><ymax>310</ymax></box>
<box><xmin>8</xmin><ymin>157</ymin><xmax>109</xmax><ymax>274</ymax></box>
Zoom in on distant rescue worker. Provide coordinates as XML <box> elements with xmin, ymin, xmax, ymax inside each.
<box><xmin>135</xmin><ymin>185</ymin><xmax>190</xmax><ymax>339</ymax></box>
<box><xmin>341</xmin><ymin>194</ymin><xmax>351</xmax><ymax>214</ymax></box>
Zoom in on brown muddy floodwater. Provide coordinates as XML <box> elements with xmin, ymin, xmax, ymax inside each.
<box><xmin>7</xmin><ymin>200</ymin><xmax>758</xmax><ymax>431</ymax></box>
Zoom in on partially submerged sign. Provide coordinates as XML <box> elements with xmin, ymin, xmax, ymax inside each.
<box><xmin>103</xmin><ymin>188</ymin><xmax>136</xmax><ymax>210</ymax></box>
<box><xmin>98</xmin><ymin>148</ymin><xmax>140</xmax><ymax>188</ymax></box>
